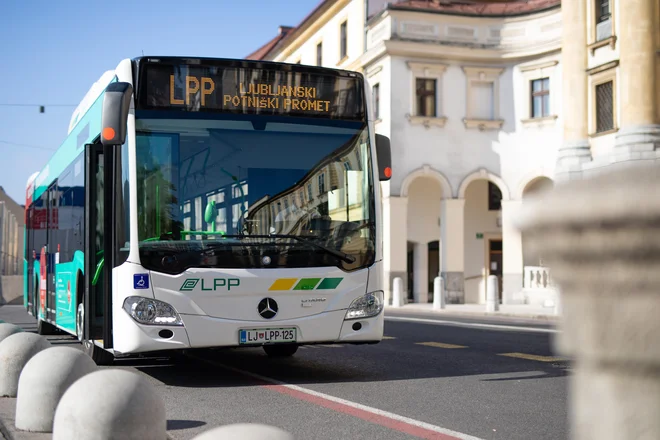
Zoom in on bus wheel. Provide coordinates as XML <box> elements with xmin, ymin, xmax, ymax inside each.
<box><xmin>77</xmin><ymin>303</ymin><xmax>114</xmax><ymax>365</ymax></box>
<box><xmin>263</xmin><ymin>344</ymin><xmax>298</xmax><ymax>357</ymax></box>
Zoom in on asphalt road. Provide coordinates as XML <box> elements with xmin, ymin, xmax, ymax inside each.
<box><xmin>0</xmin><ymin>305</ymin><xmax>569</xmax><ymax>440</ymax></box>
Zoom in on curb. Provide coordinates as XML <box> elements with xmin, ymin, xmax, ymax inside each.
<box><xmin>0</xmin><ymin>419</ymin><xmax>11</xmax><ymax>440</ymax></box>
<box><xmin>384</xmin><ymin>307</ymin><xmax>560</xmax><ymax>323</ymax></box>
<box><xmin>0</xmin><ymin>403</ymin><xmax>14</xmax><ymax>440</ymax></box>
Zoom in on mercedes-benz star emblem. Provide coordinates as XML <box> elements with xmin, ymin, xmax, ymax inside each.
<box><xmin>262</xmin><ymin>256</ymin><xmax>271</xmax><ymax>266</ymax></box>
<box><xmin>258</xmin><ymin>298</ymin><xmax>278</xmax><ymax>319</ymax></box>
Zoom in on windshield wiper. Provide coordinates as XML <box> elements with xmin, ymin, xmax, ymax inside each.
<box><xmin>222</xmin><ymin>234</ymin><xmax>356</xmax><ymax>264</ymax></box>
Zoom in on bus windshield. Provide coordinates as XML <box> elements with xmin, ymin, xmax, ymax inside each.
<box><xmin>134</xmin><ymin>114</ymin><xmax>376</xmax><ymax>273</ymax></box>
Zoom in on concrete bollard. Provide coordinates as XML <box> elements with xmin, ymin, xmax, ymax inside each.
<box><xmin>52</xmin><ymin>369</ymin><xmax>166</xmax><ymax>440</ymax></box>
<box><xmin>191</xmin><ymin>424</ymin><xmax>294</xmax><ymax>440</ymax></box>
<box><xmin>391</xmin><ymin>277</ymin><xmax>403</xmax><ymax>307</ymax></box>
<box><xmin>0</xmin><ymin>332</ymin><xmax>51</xmax><ymax>397</ymax></box>
<box><xmin>15</xmin><ymin>346</ymin><xmax>97</xmax><ymax>432</ymax></box>
<box><xmin>433</xmin><ymin>276</ymin><xmax>445</xmax><ymax>310</ymax></box>
<box><xmin>0</xmin><ymin>323</ymin><xmax>23</xmax><ymax>344</ymax></box>
<box><xmin>517</xmin><ymin>164</ymin><xmax>660</xmax><ymax>440</ymax></box>
<box><xmin>485</xmin><ymin>275</ymin><xmax>499</xmax><ymax>312</ymax></box>
<box><xmin>554</xmin><ymin>289</ymin><xmax>562</xmax><ymax>316</ymax></box>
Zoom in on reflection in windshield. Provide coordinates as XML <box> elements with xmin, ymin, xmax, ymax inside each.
<box><xmin>135</xmin><ymin>114</ymin><xmax>375</xmax><ymax>272</ymax></box>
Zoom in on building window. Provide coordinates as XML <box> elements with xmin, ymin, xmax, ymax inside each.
<box><xmin>596</xmin><ymin>0</ymin><xmax>611</xmax><ymax>22</ymax></box>
<box><xmin>372</xmin><ymin>83</ymin><xmax>380</xmax><ymax>119</ymax></box>
<box><xmin>318</xmin><ymin>174</ymin><xmax>325</xmax><ymax>194</ymax></box>
<box><xmin>595</xmin><ymin>80</ymin><xmax>614</xmax><ymax>133</ymax></box>
<box><xmin>470</xmin><ymin>82</ymin><xmax>495</xmax><ymax>120</ymax></box>
<box><xmin>462</xmin><ymin>66</ymin><xmax>504</xmax><ymax>129</ymax></box>
<box><xmin>488</xmin><ymin>182</ymin><xmax>502</xmax><ymax>211</ymax></box>
<box><xmin>340</xmin><ymin>21</ymin><xmax>347</xmax><ymax>60</ymax></box>
<box><xmin>595</xmin><ymin>0</ymin><xmax>612</xmax><ymax>40</ymax></box>
<box><xmin>531</xmin><ymin>78</ymin><xmax>550</xmax><ymax>118</ymax></box>
<box><xmin>415</xmin><ymin>78</ymin><xmax>436</xmax><ymax>117</ymax></box>
<box><xmin>316</xmin><ymin>42</ymin><xmax>322</xmax><ymax>66</ymax></box>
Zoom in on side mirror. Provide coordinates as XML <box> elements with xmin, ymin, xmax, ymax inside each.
<box><xmin>101</xmin><ymin>82</ymin><xmax>133</xmax><ymax>147</ymax></box>
<box><xmin>375</xmin><ymin>134</ymin><xmax>392</xmax><ymax>181</ymax></box>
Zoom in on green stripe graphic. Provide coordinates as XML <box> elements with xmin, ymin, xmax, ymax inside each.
<box><xmin>293</xmin><ymin>278</ymin><xmax>322</xmax><ymax>290</ymax></box>
<box><xmin>316</xmin><ymin>278</ymin><xmax>343</xmax><ymax>289</ymax></box>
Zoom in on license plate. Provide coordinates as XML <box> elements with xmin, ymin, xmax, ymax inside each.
<box><xmin>239</xmin><ymin>328</ymin><xmax>297</xmax><ymax>345</ymax></box>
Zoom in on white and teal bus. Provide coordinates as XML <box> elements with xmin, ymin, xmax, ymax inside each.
<box><xmin>23</xmin><ymin>56</ymin><xmax>392</xmax><ymax>364</ymax></box>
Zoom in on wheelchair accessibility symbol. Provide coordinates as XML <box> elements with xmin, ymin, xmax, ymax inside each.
<box><xmin>133</xmin><ymin>274</ymin><xmax>150</xmax><ymax>290</ymax></box>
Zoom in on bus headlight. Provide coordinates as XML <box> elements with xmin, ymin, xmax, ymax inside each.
<box><xmin>344</xmin><ymin>291</ymin><xmax>384</xmax><ymax>320</ymax></box>
<box><xmin>122</xmin><ymin>296</ymin><xmax>183</xmax><ymax>326</ymax></box>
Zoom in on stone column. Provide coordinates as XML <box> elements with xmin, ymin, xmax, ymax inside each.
<box><xmin>556</xmin><ymin>0</ymin><xmax>591</xmax><ymax>180</ymax></box>
<box><xmin>518</xmin><ymin>165</ymin><xmax>660</xmax><ymax>440</ymax></box>
<box><xmin>440</xmin><ymin>198</ymin><xmax>464</xmax><ymax>303</ymax></box>
<box><xmin>413</xmin><ymin>242</ymin><xmax>428</xmax><ymax>303</ymax></box>
<box><xmin>382</xmin><ymin>196</ymin><xmax>408</xmax><ymax>305</ymax></box>
<box><xmin>501</xmin><ymin>200</ymin><xmax>524</xmax><ymax>304</ymax></box>
<box><xmin>613</xmin><ymin>0</ymin><xmax>660</xmax><ymax>162</ymax></box>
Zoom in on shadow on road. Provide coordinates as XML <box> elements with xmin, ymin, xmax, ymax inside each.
<box><xmin>2</xmin><ymin>304</ymin><xmax>571</xmax><ymax>389</ymax></box>
<box><xmin>167</xmin><ymin>419</ymin><xmax>207</xmax><ymax>430</ymax></box>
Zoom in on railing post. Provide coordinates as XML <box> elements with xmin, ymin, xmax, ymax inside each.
<box><xmin>518</xmin><ymin>164</ymin><xmax>660</xmax><ymax>440</ymax></box>
<box><xmin>486</xmin><ymin>275</ymin><xmax>499</xmax><ymax>312</ymax></box>
<box><xmin>433</xmin><ymin>276</ymin><xmax>444</xmax><ymax>310</ymax></box>
<box><xmin>392</xmin><ymin>277</ymin><xmax>403</xmax><ymax>307</ymax></box>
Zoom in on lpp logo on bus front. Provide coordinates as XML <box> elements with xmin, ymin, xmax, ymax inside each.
<box><xmin>179</xmin><ymin>278</ymin><xmax>241</xmax><ymax>292</ymax></box>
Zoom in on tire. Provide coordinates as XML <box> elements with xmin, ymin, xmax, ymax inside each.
<box><xmin>77</xmin><ymin>302</ymin><xmax>114</xmax><ymax>365</ymax></box>
<box><xmin>263</xmin><ymin>344</ymin><xmax>298</xmax><ymax>357</ymax></box>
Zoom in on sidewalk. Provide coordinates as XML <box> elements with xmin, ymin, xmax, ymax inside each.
<box><xmin>0</xmin><ymin>398</ymin><xmax>49</xmax><ymax>440</ymax></box>
<box><xmin>385</xmin><ymin>302</ymin><xmax>560</xmax><ymax>323</ymax></box>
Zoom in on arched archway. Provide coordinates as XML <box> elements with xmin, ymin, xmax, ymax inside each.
<box><xmin>514</xmin><ymin>169</ymin><xmax>554</xmax><ymax>200</ymax></box>
<box><xmin>458</xmin><ymin>168</ymin><xmax>511</xmax><ymax>201</ymax></box>
<box><xmin>522</xmin><ymin>176</ymin><xmax>554</xmax><ymax>201</ymax></box>
<box><xmin>458</xmin><ymin>170</ymin><xmax>510</xmax><ymax>304</ymax></box>
<box><xmin>521</xmin><ymin>176</ymin><xmax>554</xmax><ymax>267</ymax></box>
<box><xmin>520</xmin><ymin>176</ymin><xmax>555</xmax><ymax>306</ymax></box>
<box><xmin>403</xmin><ymin>169</ymin><xmax>449</xmax><ymax>303</ymax></box>
<box><xmin>401</xmin><ymin>165</ymin><xmax>453</xmax><ymax>199</ymax></box>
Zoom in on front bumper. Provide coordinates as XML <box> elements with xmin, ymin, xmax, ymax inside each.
<box><xmin>112</xmin><ymin>307</ymin><xmax>384</xmax><ymax>355</ymax></box>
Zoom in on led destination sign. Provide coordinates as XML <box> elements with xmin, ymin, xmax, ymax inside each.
<box><xmin>138</xmin><ymin>62</ymin><xmax>365</xmax><ymax>120</ymax></box>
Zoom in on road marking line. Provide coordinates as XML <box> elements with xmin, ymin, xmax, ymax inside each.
<box><xmin>382</xmin><ymin>336</ymin><xmax>396</xmax><ymax>340</ymax></box>
<box><xmin>417</xmin><ymin>342</ymin><xmax>467</xmax><ymax>349</ymax></box>
<box><xmin>385</xmin><ymin>316</ymin><xmax>559</xmax><ymax>334</ymax></box>
<box><xmin>190</xmin><ymin>355</ymin><xmax>483</xmax><ymax>440</ymax></box>
<box><xmin>498</xmin><ymin>352</ymin><xmax>567</xmax><ymax>362</ymax></box>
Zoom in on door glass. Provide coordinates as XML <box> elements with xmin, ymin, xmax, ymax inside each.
<box><xmin>89</xmin><ymin>150</ymin><xmax>105</xmax><ymax>335</ymax></box>
<box><xmin>47</xmin><ymin>184</ymin><xmax>57</xmax><ymax>322</ymax></box>
<box><xmin>26</xmin><ymin>208</ymin><xmax>34</xmax><ymax>309</ymax></box>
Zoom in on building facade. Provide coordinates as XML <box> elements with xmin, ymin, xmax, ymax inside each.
<box><xmin>0</xmin><ymin>187</ymin><xmax>25</xmax><ymax>276</ymax></box>
<box><xmin>247</xmin><ymin>0</ymin><xmax>659</xmax><ymax>306</ymax></box>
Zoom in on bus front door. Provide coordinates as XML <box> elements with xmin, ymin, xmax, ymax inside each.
<box><xmin>83</xmin><ymin>142</ymin><xmax>113</xmax><ymax>359</ymax></box>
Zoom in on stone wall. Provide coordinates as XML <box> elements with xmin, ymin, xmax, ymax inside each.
<box><xmin>0</xmin><ymin>276</ymin><xmax>23</xmax><ymax>306</ymax></box>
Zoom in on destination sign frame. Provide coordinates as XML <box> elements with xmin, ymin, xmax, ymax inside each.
<box><xmin>134</xmin><ymin>58</ymin><xmax>366</xmax><ymax>121</ymax></box>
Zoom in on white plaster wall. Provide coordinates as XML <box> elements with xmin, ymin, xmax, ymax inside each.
<box><xmin>498</xmin><ymin>55</ymin><xmax>562</xmax><ymax>198</ymax></box>
<box><xmin>388</xmin><ymin>57</ymin><xmax>509</xmax><ymax>197</ymax></box>
<box><xmin>463</xmin><ymin>180</ymin><xmax>501</xmax><ymax>304</ymax></box>
<box><xmin>273</xmin><ymin>0</ymin><xmax>366</xmax><ymax>67</ymax></box>
<box><xmin>406</xmin><ymin>177</ymin><xmax>441</xmax><ymax>245</ymax></box>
